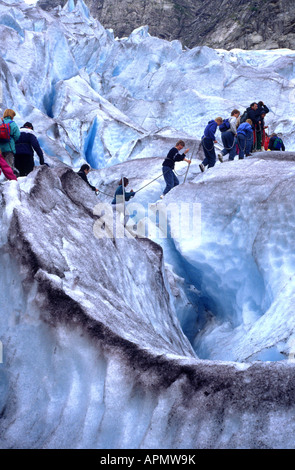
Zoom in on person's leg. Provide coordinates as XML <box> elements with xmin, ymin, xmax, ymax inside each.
<box><xmin>207</xmin><ymin>147</ymin><xmax>216</xmax><ymax>167</ymax></box>
<box><xmin>221</xmin><ymin>131</ymin><xmax>234</xmax><ymax>157</ymax></box>
<box><xmin>172</xmin><ymin>172</ymin><xmax>179</xmax><ymax>188</ymax></box>
<box><xmin>246</xmin><ymin>134</ymin><xmax>253</xmax><ymax>156</ymax></box>
<box><xmin>0</xmin><ymin>153</ymin><xmax>17</xmax><ymax>180</ymax></box>
<box><xmin>256</xmin><ymin>130</ymin><xmax>262</xmax><ymax>150</ymax></box>
<box><xmin>163</xmin><ymin>166</ymin><xmax>175</xmax><ymax>195</ymax></box>
<box><xmin>2</xmin><ymin>151</ymin><xmax>19</xmax><ymax>176</ymax></box>
<box><xmin>201</xmin><ymin>138</ymin><xmax>214</xmax><ymax>166</ymax></box>
<box><xmin>228</xmin><ymin>136</ymin><xmax>237</xmax><ymax>160</ymax></box>
<box><xmin>15</xmin><ymin>154</ymin><xmax>34</xmax><ymax>176</ymax></box>
<box><xmin>237</xmin><ymin>135</ymin><xmax>246</xmax><ymax>159</ymax></box>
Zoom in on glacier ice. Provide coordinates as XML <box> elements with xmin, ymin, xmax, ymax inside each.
<box><xmin>1</xmin><ymin>0</ymin><xmax>295</xmax><ymax>449</ymax></box>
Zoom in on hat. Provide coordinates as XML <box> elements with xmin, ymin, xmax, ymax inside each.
<box><xmin>23</xmin><ymin>122</ymin><xmax>34</xmax><ymax>130</ymax></box>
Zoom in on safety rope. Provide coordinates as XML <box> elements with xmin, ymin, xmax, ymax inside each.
<box><xmin>94</xmin><ymin>159</ymin><xmax>192</xmax><ymax>198</ymax></box>
<box><xmin>201</xmin><ymin>137</ymin><xmax>215</xmax><ymax>152</ymax></box>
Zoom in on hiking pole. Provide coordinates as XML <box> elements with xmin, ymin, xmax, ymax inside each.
<box><xmin>122</xmin><ymin>175</ymin><xmax>126</xmax><ymax>227</ymax></box>
<box><xmin>183</xmin><ymin>142</ymin><xmax>196</xmax><ymax>184</ymax></box>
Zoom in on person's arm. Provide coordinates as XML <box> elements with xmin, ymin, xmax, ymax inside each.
<box><xmin>207</xmin><ymin>123</ymin><xmax>218</xmax><ymax>140</ymax></box>
<box><xmin>175</xmin><ymin>148</ymin><xmax>190</xmax><ymax>162</ymax></box>
<box><xmin>11</xmin><ymin>122</ymin><xmax>21</xmax><ymax>143</ymax></box>
<box><xmin>78</xmin><ymin>170</ymin><xmax>97</xmax><ymax>191</ymax></box>
<box><xmin>31</xmin><ymin>135</ymin><xmax>44</xmax><ymax>164</ymax></box>
<box><xmin>124</xmin><ymin>190</ymin><xmax>136</xmax><ymax>201</ymax></box>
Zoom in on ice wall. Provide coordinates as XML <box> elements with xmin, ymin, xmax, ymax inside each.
<box><xmin>1</xmin><ymin>166</ymin><xmax>295</xmax><ymax>449</ymax></box>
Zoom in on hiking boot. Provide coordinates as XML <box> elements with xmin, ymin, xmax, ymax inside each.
<box><xmin>218</xmin><ymin>153</ymin><xmax>223</xmax><ymax>163</ymax></box>
<box><xmin>199</xmin><ymin>163</ymin><xmax>205</xmax><ymax>173</ymax></box>
<box><xmin>160</xmin><ymin>194</ymin><xmax>164</xmax><ymax>199</ymax></box>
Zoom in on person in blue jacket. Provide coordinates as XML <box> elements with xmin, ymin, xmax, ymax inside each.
<box><xmin>112</xmin><ymin>177</ymin><xmax>135</xmax><ymax>204</ymax></box>
<box><xmin>15</xmin><ymin>122</ymin><xmax>46</xmax><ymax>176</ymax></box>
<box><xmin>199</xmin><ymin>117</ymin><xmax>223</xmax><ymax>172</ymax></box>
<box><xmin>237</xmin><ymin>119</ymin><xmax>253</xmax><ymax>159</ymax></box>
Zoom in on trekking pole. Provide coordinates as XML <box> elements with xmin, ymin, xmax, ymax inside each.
<box><xmin>122</xmin><ymin>175</ymin><xmax>126</xmax><ymax>227</ymax></box>
<box><xmin>183</xmin><ymin>142</ymin><xmax>196</xmax><ymax>184</ymax></box>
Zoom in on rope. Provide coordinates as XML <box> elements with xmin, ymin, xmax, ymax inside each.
<box><xmin>201</xmin><ymin>137</ymin><xmax>215</xmax><ymax>152</ymax></box>
<box><xmin>95</xmin><ymin>187</ymin><xmax>113</xmax><ymax>197</ymax></box>
<box><xmin>183</xmin><ymin>142</ymin><xmax>197</xmax><ymax>183</ymax></box>
<box><xmin>134</xmin><ymin>167</ymin><xmax>171</xmax><ymax>193</ymax></box>
<box><xmin>219</xmin><ymin>133</ymin><xmax>237</xmax><ymax>151</ymax></box>
<box><xmin>94</xmin><ymin>149</ymin><xmax>194</xmax><ymax>199</ymax></box>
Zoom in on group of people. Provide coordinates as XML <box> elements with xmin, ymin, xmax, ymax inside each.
<box><xmin>199</xmin><ymin>101</ymin><xmax>285</xmax><ymax>172</ymax></box>
<box><xmin>0</xmin><ymin>108</ymin><xmax>46</xmax><ymax>182</ymax></box>
<box><xmin>0</xmin><ymin>104</ymin><xmax>286</xmax><ymax>205</ymax></box>
<box><xmin>111</xmin><ymin>104</ymin><xmax>286</xmax><ymax>203</ymax></box>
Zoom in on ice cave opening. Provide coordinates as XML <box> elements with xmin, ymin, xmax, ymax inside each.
<box><xmin>130</xmin><ymin>193</ymin><xmax>287</xmax><ymax>365</ymax></box>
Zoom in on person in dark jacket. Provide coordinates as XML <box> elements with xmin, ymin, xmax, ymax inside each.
<box><xmin>15</xmin><ymin>122</ymin><xmax>45</xmax><ymax>176</ymax></box>
<box><xmin>268</xmin><ymin>133</ymin><xmax>285</xmax><ymax>151</ymax></box>
<box><xmin>77</xmin><ymin>164</ymin><xmax>98</xmax><ymax>192</ymax></box>
<box><xmin>246</xmin><ymin>103</ymin><xmax>260</xmax><ymax>127</ymax></box>
<box><xmin>256</xmin><ymin>102</ymin><xmax>269</xmax><ymax>150</ymax></box>
<box><xmin>161</xmin><ymin>140</ymin><xmax>190</xmax><ymax>197</ymax></box>
<box><xmin>199</xmin><ymin>117</ymin><xmax>223</xmax><ymax>172</ymax></box>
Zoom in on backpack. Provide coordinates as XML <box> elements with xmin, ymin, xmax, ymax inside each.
<box><xmin>219</xmin><ymin>118</ymin><xmax>230</xmax><ymax>133</ymax></box>
<box><xmin>239</xmin><ymin>110</ymin><xmax>248</xmax><ymax>123</ymax></box>
<box><xmin>273</xmin><ymin>137</ymin><xmax>283</xmax><ymax>150</ymax></box>
<box><xmin>0</xmin><ymin>119</ymin><xmax>12</xmax><ymax>142</ymax></box>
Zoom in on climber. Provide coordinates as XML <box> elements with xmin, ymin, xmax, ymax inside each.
<box><xmin>77</xmin><ymin>164</ymin><xmax>98</xmax><ymax>192</ymax></box>
<box><xmin>0</xmin><ymin>109</ymin><xmax>21</xmax><ymax>176</ymax></box>
<box><xmin>237</xmin><ymin>119</ymin><xmax>253</xmax><ymax>159</ymax></box>
<box><xmin>0</xmin><ymin>150</ymin><xmax>17</xmax><ymax>181</ymax></box>
<box><xmin>199</xmin><ymin>117</ymin><xmax>223</xmax><ymax>172</ymax></box>
<box><xmin>256</xmin><ymin>103</ymin><xmax>269</xmax><ymax>151</ymax></box>
<box><xmin>160</xmin><ymin>140</ymin><xmax>190</xmax><ymax>198</ymax></box>
<box><xmin>268</xmin><ymin>133</ymin><xmax>285</xmax><ymax>151</ymax></box>
<box><xmin>15</xmin><ymin>122</ymin><xmax>46</xmax><ymax>176</ymax></box>
<box><xmin>218</xmin><ymin>109</ymin><xmax>240</xmax><ymax>162</ymax></box>
<box><xmin>259</xmin><ymin>111</ymin><xmax>269</xmax><ymax>151</ymax></box>
<box><xmin>112</xmin><ymin>177</ymin><xmax>136</xmax><ymax>205</ymax></box>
